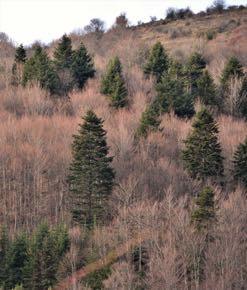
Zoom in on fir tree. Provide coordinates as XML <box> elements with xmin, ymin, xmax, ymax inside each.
<box><xmin>197</xmin><ymin>70</ymin><xmax>217</xmax><ymax>106</ymax></box>
<box><xmin>185</xmin><ymin>52</ymin><xmax>206</xmax><ymax>97</ymax></box>
<box><xmin>22</xmin><ymin>45</ymin><xmax>61</xmax><ymax>95</ymax></box>
<box><xmin>0</xmin><ymin>226</ymin><xmax>9</xmax><ymax>286</ymax></box>
<box><xmin>143</xmin><ymin>42</ymin><xmax>169</xmax><ymax>82</ymax></box>
<box><xmin>191</xmin><ymin>187</ymin><xmax>215</xmax><ymax>231</ymax></box>
<box><xmin>233</xmin><ymin>137</ymin><xmax>247</xmax><ymax>188</ymax></box>
<box><xmin>221</xmin><ymin>56</ymin><xmax>244</xmax><ymax>87</ymax></box>
<box><xmin>71</xmin><ymin>43</ymin><xmax>95</xmax><ymax>89</ymax></box>
<box><xmin>136</xmin><ymin>102</ymin><xmax>161</xmax><ymax>137</ymax></box>
<box><xmin>14</xmin><ymin>44</ymin><xmax>26</xmax><ymax>63</ymax></box>
<box><xmin>100</xmin><ymin>57</ymin><xmax>128</xmax><ymax>108</ymax></box>
<box><xmin>68</xmin><ymin>110</ymin><xmax>115</xmax><ymax>228</ymax></box>
<box><xmin>110</xmin><ymin>74</ymin><xmax>128</xmax><ymax>108</ymax></box>
<box><xmin>23</xmin><ymin>223</ymin><xmax>69</xmax><ymax>290</ymax></box>
<box><xmin>182</xmin><ymin>108</ymin><xmax>224</xmax><ymax>180</ymax></box>
<box><xmin>156</xmin><ymin>73</ymin><xmax>195</xmax><ymax>118</ymax></box>
<box><xmin>53</xmin><ymin>34</ymin><xmax>73</xmax><ymax>69</ymax></box>
<box><xmin>5</xmin><ymin>234</ymin><xmax>29</xmax><ymax>289</ymax></box>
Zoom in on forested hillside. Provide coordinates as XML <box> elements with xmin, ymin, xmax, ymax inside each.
<box><xmin>0</xmin><ymin>2</ymin><xmax>247</xmax><ymax>289</ymax></box>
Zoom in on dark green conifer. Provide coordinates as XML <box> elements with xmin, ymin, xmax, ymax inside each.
<box><xmin>191</xmin><ymin>187</ymin><xmax>215</xmax><ymax>231</ymax></box>
<box><xmin>221</xmin><ymin>56</ymin><xmax>244</xmax><ymax>87</ymax></box>
<box><xmin>100</xmin><ymin>57</ymin><xmax>128</xmax><ymax>108</ymax></box>
<box><xmin>197</xmin><ymin>70</ymin><xmax>217</xmax><ymax>106</ymax></box>
<box><xmin>136</xmin><ymin>102</ymin><xmax>161</xmax><ymax>137</ymax></box>
<box><xmin>68</xmin><ymin>110</ymin><xmax>115</xmax><ymax>228</ymax></box>
<box><xmin>22</xmin><ymin>45</ymin><xmax>61</xmax><ymax>95</ymax></box>
<box><xmin>156</xmin><ymin>74</ymin><xmax>195</xmax><ymax>118</ymax></box>
<box><xmin>185</xmin><ymin>52</ymin><xmax>206</xmax><ymax>97</ymax></box>
<box><xmin>53</xmin><ymin>34</ymin><xmax>73</xmax><ymax>69</ymax></box>
<box><xmin>0</xmin><ymin>226</ymin><xmax>9</xmax><ymax>286</ymax></box>
<box><xmin>182</xmin><ymin>108</ymin><xmax>224</xmax><ymax>180</ymax></box>
<box><xmin>5</xmin><ymin>234</ymin><xmax>29</xmax><ymax>289</ymax></box>
<box><xmin>233</xmin><ymin>137</ymin><xmax>247</xmax><ymax>188</ymax></box>
<box><xmin>23</xmin><ymin>223</ymin><xmax>69</xmax><ymax>290</ymax></box>
<box><xmin>15</xmin><ymin>44</ymin><xmax>26</xmax><ymax>63</ymax></box>
<box><xmin>143</xmin><ymin>42</ymin><xmax>169</xmax><ymax>82</ymax></box>
<box><xmin>71</xmin><ymin>43</ymin><xmax>95</xmax><ymax>89</ymax></box>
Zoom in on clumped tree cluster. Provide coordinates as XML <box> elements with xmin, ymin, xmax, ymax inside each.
<box><xmin>0</xmin><ymin>223</ymin><xmax>69</xmax><ymax>290</ymax></box>
<box><xmin>13</xmin><ymin>35</ymin><xmax>95</xmax><ymax>96</ymax></box>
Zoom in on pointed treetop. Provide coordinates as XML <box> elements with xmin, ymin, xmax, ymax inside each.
<box><xmin>15</xmin><ymin>44</ymin><xmax>26</xmax><ymax>63</ymax></box>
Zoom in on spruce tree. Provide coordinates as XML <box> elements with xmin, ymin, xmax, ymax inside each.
<box><xmin>233</xmin><ymin>137</ymin><xmax>247</xmax><ymax>188</ymax></box>
<box><xmin>156</xmin><ymin>73</ymin><xmax>195</xmax><ymax>118</ymax></box>
<box><xmin>22</xmin><ymin>45</ymin><xmax>61</xmax><ymax>95</ymax></box>
<box><xmin>185</xmin><ymin>52</ymin><xmax>206</xmax><ymax>97</ymax></box>
<box><xmin>5</xmin><ymin>234</ymin><xmax>29</xmax><ymax>289</ymax></box>
<box><xmin>100</xmin><ymin>57</ymin><xmax>128</xmax><ymax>108</ymax></box>
<box><xmin>191</xmin><ymin>187</ymin><xmax>215</xmax><ymax>231</ymax></box>
<box><xmin>15</xmin><ymin>44</ymin><xmax>26</xmax><ymax>63</ymax></box>
<box><xmin>0</xmin><ymin>226</ymin><xmax>9</xmax><ymax>286</ymax></box>
<box><xmin>197</xmin><ymin>70</ymin><xmax>217</xmax><ymax>106</ymax></box>
<box><xmin>53</xmin><ymin>34</ymin><xmax>73</xmax><ymax>69</ymax></box>
<box><xmin>11</xmin><ymin>44</ymin><xmax>27</xmax><ymax>86</ymax></box>
<box><xmin>143</xmin><ymin>42</ymin><xmax>169</xmax><ymax>82</ymax></box>
<box><xmin>68</xmin><ymin>110</ymin><xmax>115</xmax><ymax>228</ymax></box>
<box><xmin>221</xmin><ymin>56</ymin><xmax>244</xmax><ymax>87</ymax></box>
<box><xmin>136</xmin><ymin>102</ymin><xmax>161</xmax><ymax>137</ymax></box>
<box><xmin>71</xmin><ymin>43</ymin><xmax>95</xmax><ymax>89</ymax></box>
<box><xmin>23</xmin><ymin>223</ymin><xmax>69</xmax><ymax>290</ymax></box>
<box><xmin>182</xmin><ymin>108</ymin><xmax>224</xmax><ymax>180</ymax></box>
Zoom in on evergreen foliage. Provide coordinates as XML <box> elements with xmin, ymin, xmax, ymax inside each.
<box><xmin>185</xmin><ymin>52</ymin><xmax>206</xmax><ymax>97</ymax></box>
<box><xmin>68</xmin><ymin>110</ymin><xmax>115</xmax><ymax>228</ymax></box>
<box><xmin>71</xmin><ymin>43</ymin><xmax>95</xmax><ymax>89</ymax></box>
<box><xmin>143</xmin><ymin>42</ymin><xmax>169</xmax><ymax>82</ymax></box>
<box><xmin>191</xmin><ymin>187</ymin><xmax>215</xmax><ymax>231</ymax></box>
<box><xmin>22</xmin><ymin>45</ymin><xmax>61</xmax><ymax>95</ymax></box>
<box><xmin>14</xmin><ymin>44</ymin><xmax>26</xmax><ymax>63</ymax></box>
<box><xmin>233</xmin><ymin>137</ymin><xmax>247</xmax><ymax>188</ymax></box>
<box><xmin>0</xmin><ymin>226</ymin><xmax>9</xmax><ymax>286</ymax></box>
<box><xmin>53</xmin><ymin>34</ymin><xmax>73</xmax><ymax>69</ymax></box>
<box><xmin>136</xmin><ymin>102</ymin><xmax>161</xmax><ymax>137</ymax></box>
<box><xmin>197</xmin><ymin>70</ymin><xmax>217</xmax><ymax>106</ymax></box>
<box><xmin>182</xmin><ymin>108</ymin><xmax>224</xmax><ymax>180</ymax></box>
<box><xmin>101</xmin><ymin>57</ymin><xmax>128</xmax><ymax>108</ymax></box>
<box><xmin>4</xmin><ymin>234</ymin><xmax>28</xmax><ymax>289</ymax></box>
<box><xmin>221</xmin><ymin>56</ymin><xmax>244</xmax><ymax>87</ymax></box>
<box><xmin>23</xmin><ymin>223</ymin><xmax>69</xmax><ymax>290</ymax></box>
<box><xmin>156</xmin><ymin>74</ymin><xmax>195</xmax><ymax>118</ymax></box>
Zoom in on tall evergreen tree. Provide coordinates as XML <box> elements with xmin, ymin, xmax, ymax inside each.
<box><xmin>191</xmin><ymin>187</ymin><xmax>215</xmax><ymax>231</ymax></box>
<box><xmin>136</xmin><ymin>102</ymin><xmax>161</xmax><ymax>137</ymax></box>
<box><xmin>221</xmin><ymin>56</ymin><xmax>244</xmax><ymax>87</ymax></box>
<box><xmin>4</xmin><ymin>234</ymin><xmax>29</xmax><ymax>289</ymax></box>
<box><xmin>71</xmin><ymin>43</ymin><xmax>95</xmax><ymax>89</ymax></box>
<box><xmin>22</xmin><ymin>45</ymin><xmax>61</xmax><ymax>95</ymax></box>
<box><xmin>68</xmin><ymin>110</ymin><xmax>115</xmax><ymax>228</ymax></box>
<box><xmin>197</xmin><ymin>70</ymin><xmax>217</xmax><ymax>106</ymax></box>
<box><xmin>156</xmin><ymin>73</ymin><xmax>195</xmax><ymax>118</ymax></box>
<box><xmin>0</xmin><ymin>226</ymin><xmax>9</xmax><ymax>286</ymax></box>
<box><xmin>11</xmin><ymin>44</ymin><xmax>27</xmax><ymax>86</ymax></box>
<box><xmin>23</xmin><ymin>223</ymin><xmax>69</xmax><ymax>290</ymax></box>
<box><xmin>53</xmin><ymin>34</ymin><xmax>73</xmax><ymax>69</ymax></box>
<box><xmin>143</xmin><ymin>42</ymin><xmax>169</xmax><ymax>82</ymax></box>
<box><xmin>15</xmin><ymin>44</ymin><xmax>26</xmax><ymax>63</ymax></box>
<box><xmin>100</xmin><ymin>57</ymin><xmax>128</xmax><ymax>108</ymax></box>
<box><xmin>233</xmin><ymin>137</ymin><xmax>247</xmax><ymax>188</ymax></box>
<box><xmin>182</xmin><ymin>108</ymin><xmax>224</xmax><ymax>180</ymax></box>
<box><xmin>185</xmin><ymin>52</ymin><xmax>206</xmax><ymax>97</ymax></box>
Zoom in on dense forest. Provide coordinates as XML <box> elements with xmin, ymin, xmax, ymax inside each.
<box><xmin>0</xmin><ymin>1</ymin><xmax>247</xmax><ymax>289</ymax></box>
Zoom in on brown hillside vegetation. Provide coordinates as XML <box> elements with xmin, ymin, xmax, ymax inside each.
<box><xmin>0</xmin><ymin>6</ymin><xmax>247</xmax><ymax>290</ymax></box>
